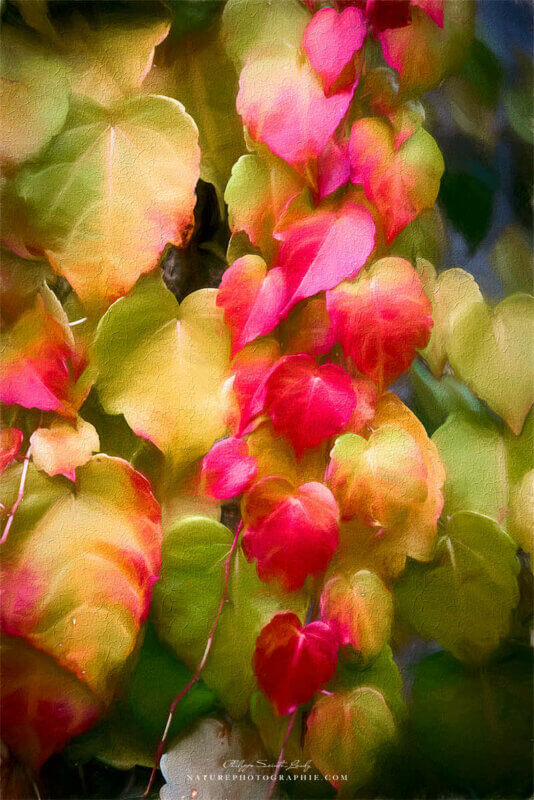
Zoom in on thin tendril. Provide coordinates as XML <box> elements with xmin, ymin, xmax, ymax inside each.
<box><xmin>1</xmin><ymin>444</ymin><xmax>32</xmax><ymax>545</ymax></box>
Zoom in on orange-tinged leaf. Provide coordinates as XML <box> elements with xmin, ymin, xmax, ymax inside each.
<box><xmin>0</xmin><ymin>294</ymin><xmax>82</xmax><ymax>418</ymax></box>
<box><xmin>13</xmin><ymin>95</ymin><xmax>200</xmax><ymax>311</ymax></box>
<box><xmin>0</xmin><ymin>455</ymin><xmax>161</xmax><ymax>767</ymax></box>
<box><xmin>350</xmin><ymin>119</ymin><xmax>444</xmax><ymax>242</ymax></box>
<box><xmin>0</xmin><ymin>428</ymin><xmax>23</xmax><ymax>475</ymax></box>
<box><xmin>30</xmin><ymin>417</ymin><xmax>99</xmax><ymax>481</ymax></box>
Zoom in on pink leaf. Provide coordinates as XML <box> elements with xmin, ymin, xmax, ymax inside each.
<box><xmin>230</xmin><ymin>338</ymin><xmax>281</xmax><ymax>435</ymax></box>
<box><xmin>201</xmin><ymin>437</ymin><xmax>257</xmax><ymax>500</ymax></box>
<box><xmin>263</xmin><ymin>354</ymin><xmax>357</xmax><ymax>455</ymax></box>
<box><xmin>242</xmin><ymin>477</ymin><xmax>339</xmax><ymax>591</ymax></box>
<box><xmin>237</xmin><ymin>53</ymin><xmax>354</xmax><ymax>176</ymax></box>
<box><xmin>302</xmin><ymin>7</ymin><xmax>366</xmax><ymax>96</ymax></box>
<box><xmin>274</xmin><ymin>201</ymin><xmax>376</xmax><ymax>316</ymax></box>
<box><xmin>217</xmin><ymin>256</ymin><xmax>286</xmax><ymax>354</ymax></box>
<box><xmin>317</xmin><ymin>135</ymin><xmax>351</xmax><ymax>199</ymax></box>
<box><xmin>253</xmin><ymin>611</ymin><xmax>338</xmax><ymax>715</ymax></box>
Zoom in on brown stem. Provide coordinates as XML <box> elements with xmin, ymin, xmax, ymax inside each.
<box><xmin>1</xmin><ymin>444</ymin><xmax>32</xmax><ymax>545</ymax></box>
<box><xmin>143</xmin><ymin>521</ymin><xmax>243</xmax><ymax>797</ymax></box>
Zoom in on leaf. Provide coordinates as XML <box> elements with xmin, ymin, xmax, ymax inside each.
<box><xmin>160</xmin><ymin>717</ymin><xmax>270</xmax><ymax>800</ymax></box>
<box><xmin>302</xmin><ymin>7</ymin><xmax>366</xmax><ymax>96</ymax></box>
<box><xmin>253</xmin><ymin>612</ymin><xmax>338</xmax><ymax>716</ymax></box>
<box><xmin>508</xmin><ymin>470</ymin><xmax>534</xmax><ymax>554</ymax></box>
<box><xmin>0</xmin><ymin>26</ymin><xmax>69</xmax><ymax>166</ymax></box>
<box><xmin>447</xmin><ymin>293</ymin><xmax>534</xmax><ymax>434</ymax></box>
<box><xmin>58</xmin><ymin>5</ymin><xmax>171</xmax><ymax>106</ymax></box>
<box><xmin>0</xmin><ymin>428</ymin><xmax>23</xmax><ymax>475</ymax></box>
<box><xmin>242</xmin><ymin>477</ymin><xmax>339</xmax><ymax>591</ymax></box>
<box><xmin>225</xmin><ymin>152</ymin><xmax>302</xmax><ymax>256</ymax></box>
<box><xmin>0</xmin><ymin>293</ymin><xmax>82</xmax><ymax>418</ymax></box>
<box><xmin>378</xmin><ymin>0</ymin><xmax>475</xmax><ymax>95</ymax></box>
<box><xmin>94</xmin><ymin>275</ymin><xmax>231</xmax><ymax>471</ymax></box>
<box><xmin>327</xmin><ymin>257</ymin><xmax>433</xmax><ymax>390</ymax></box>
<box><xmin>274</xmin><ymin>201</ymin><xmax>376</xmax><ymax>314</ymax></box>
<box><xmin>490</xmin><ymin>225</ymin><xmax>534</xmax><ymax>296</ymax></box>
<box><xmin>237</xmin><ymin>53</ymin><xmax>354</xmax><ymax>177</ymax></box>
<box><xmin>0</xmin><ymin>456</ymin><xmax>161</xmax><ymax>767</ymax></box>
<box><xmin>396</xmin><ymin>511</ymin><xmax>520</xmax><ymax>664</ymax></box>
<box><xmin>229</xmin><ymin>338</ymin><xmax>281</xmax><ymax>435</ymax></box>
<box><xmin>152</xmin><ymin>516</ymin><xmax>307</xmax><ymax>716</ymax></box>
<box><xmin>68</xmin><ymin>624</ymin><xmax>216</xmax><ymax>769</ymax></box>
<box><xmin>432</xmin><ymin>411</ymin><xmax>509</xmax><ymax>523</ymax></box>
<box><xmin>320</xmin><ymin>571</ymin><xmax>393</xmax><ymax>662</ymax></box>
<box><xmin>222</xmin><ymin>0</ymin><xmax>309</xmax><ymax>69</ymax></box>
<box><xmin>250</xmin><ymin>692</ymin><xmax>314</xmax><ymax>766</ymax></box>
<box><xmin>263</xmin><ymin>355</ymin><xmax>357</xmax><ymax>456</ymax></box>
<box><xmin>201</xmin><ymin>437</ymin><xmax>257</xmax><ymax>500</ymax></box>
<box><xmin>153</xmin><ymin>25</ymin><xmax>245</xmax><ymax>207</ymax></box>
<box><xmin>217</xmin><ymin>255</ymin><xmax>287</xmax><ymax>354</ymax></box>
<box><xmin>350</xmin><ymin>120</ymin><xmax>444</xmax><ymax>242</ymax></box>
<box><xmin>334</xmin><ymin>645</ymin><xmax>405</xmax><ymax>722</ymax></box>
<box><xmin>245</xmin><ymin>419</ymin><xmax>326</xmax><ymax>487</ymax></box>
<box><xmin>13</xmin><ymin>95</ymin><xmax>200</xmax><ymax>311</ymax></box>
<box><xmin>410</xmin><ymin>650</ymin><xmax>533</xmax><ymax>796</ymax></box>
<box><xmin>306</xmin><ymin>686</ymin><xmax>396</xmax><ymax>793</ymax></box>
<box><xmin>415</xmin><ymin>263</ymin><xmax>483</xmax><ymax>377</ymax></box>
<box><xmin>0</xmin><ymin>251</ymin><xmax>52</xmax><ymax>324</ymax></box>
<box><xmin>30</xmin><ymin>417</ymin><xmax>99</xmax><ymax>481</ymax></box>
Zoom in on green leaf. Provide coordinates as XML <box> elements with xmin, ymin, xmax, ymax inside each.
<box><xmin>396</xmin><ymin>511</ymin><xmax>520</xmax><ymax>664</ymax></box>
<box><xmin>152</xmin><ymin>516</ymin><xmax>307</xmax><ymax>717</ymax></box>
<box><xmin>222</xmin><ymin>0</ymin><xmax>309</xmax><ymax>69</ymax></box>
<box><xmin>410</xmin><ymin>649</ymin><xmax>533</xmax><ymax>796</ymax></box>
<box><xmin>57</xmin><ymin>4</ymin><xmax>171</xmax><ymax>106</ymax></box>
<box><xmin>388</xmin><ymin>207</ymin><xmax>445</xmax><ymax>266</ymax></box>
<box><xmin>448</xmin><ymin>293</ymin><xmax>534</xmax><ymax>434</ymax></box>
<box><xmin>432</xmin><ymin>411</ymin><xmax>508</xmax><ymax>522</ymax></box>
<box><xmin>335</xmin><ymin>646</ymin><xmax>405</xmax><ymax>723</ymax></box>
<box><xmin>94</xmin><ymin>274</ymin><xmax>231</xmax><ymax>471</ymax></box>
<box><xmin>13</xmin><ymin>95</ymin><xmax>200</xmax><ymax>311</ymax></box>
<box><xmin>150</xmin><ymin>25</ymin><xmax>245</xmax><ymax>207</ymax></box>
<box><xmin>0</xmin><ymin>25</ymin><xmax>69</xmax><ymax>166</ymax></box>
<box><xmin>225</xmin><ymin>152</ymin><xmax>302</xmax><ymax>257</ymax></box>
<box><xmin>490</xmin><ymin>225</ymin><xmax>533</xmax><ymax>296</ymax></box>
<box><xmin>68</xmin><ymin>624</ymin><xmax>216</xmax><ymax>769</ymax></box>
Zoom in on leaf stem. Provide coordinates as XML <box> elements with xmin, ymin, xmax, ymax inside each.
<box><xmin>1</xmin><ymin>444</ymin><xmax>32</xmax><ymax>545</ymax></box>
<box><xmin>143</xmin><ymin>521</ymin><xmax>243</xmax><ymax>797</ymax></box>
<box><xmin>268</xmin><ymin>709</ymin><xmax>297</xmax><ymax>800</ymax></box>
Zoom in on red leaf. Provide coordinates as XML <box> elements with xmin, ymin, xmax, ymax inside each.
<box><xmin>263</xmin><ymin>354</ymin><xmax>357</xmax><ymax>455</ymax></box>
<box><xmin>230</xmin><ymin>338</ymin><xmax>281</xmax><ymax>435</ymax></box>
<box><xmin>327</xmin><ymin>258</ymin><xmax>432</xmax><ymax>390</ymax></box>
<box><xmin>201</xmin><ymin>437</ymin><xmax>257</xmax><ymax>500</ymax></box>
<box><xmin>217</xmin><ymin>256</ymin><xmax>286</xmax><ymax>354</ymax></box>
<box><xmin>302</xmin><ymin>7</ymin><xmax>366</xmax><ymax>96</ymax></box>
<box><xmin>0</xmin><ymin>428</ymin><xmax>23</xmax><ymax>475</ymax></box>
<box><xmin>274</xmin><ymin>201</ymin><xmax>376</xmax><ymax>316</ymax></box>
<box><xmin>317</xmin><ymin>135</ymin><xmax>351</xmax><ymax>200</ymax></box>
<box><xmin>253</xmin><ymin>611</ymin><xmax>338</xmax><ymax>715</ymax></box>
<box><xmin>242</xmin><ymin>477</ymin><xmax>339</xmax><ymax>591</ymax></box>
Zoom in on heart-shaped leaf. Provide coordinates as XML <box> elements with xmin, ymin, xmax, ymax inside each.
<box><xmin>13</xmin><ymin>95</ymin><xmax>200</xmax><ymax>311</ymax></box>
<box><xmin>396</xmin><ymin>511</ymin><xmax>520</xmax><ymax>664</ymax></box>
<box><xmin>242</xmin><ymin>477</ymin><xmax>339</xmax><ymax>591</ymax></box>
<box><xmin>94</xmin><ymin>275</ymin><xmax>231</xmax><ymax>471</ymax></box>
<box><xmin>302</xmin><ymin>7</ymin><xmax>366</xmax><ymax>95</ymax></box>
<box><xmin>447</xmin><ymin>294</ymin><xmax>534</xmax><ymax>435</ymax></box>
<box><xmin>253</xmin><ymin>611</ymin><xmax>338</xmax><ymax>715</ymax></box>
<box><xmin>30</xmin><ymin>417</ymin><xmax>99</xmax><ymax>481</ymax></box>
<box><xmin>0</xmin><ymin>456</ymin><xmax>161</xmax><ymax>767</ymax></box>
<box><xmin>327</xmin><ymin>257</ymin><xmax>433</xmax><ymax>390</ymax></box>
<box><xmin>152</xmin><ymin>517</ymin><xmax>307</xmax><ymax>716</ymax></box>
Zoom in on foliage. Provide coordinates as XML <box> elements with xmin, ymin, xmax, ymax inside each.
<box><xmin>0</xmin><ymin>0</ymin><xmax>532</xmax><ymax>798</ymax></box>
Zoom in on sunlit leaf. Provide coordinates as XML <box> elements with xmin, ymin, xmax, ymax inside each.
<box><xmin>14</xmin><ymin>95</ymin><xmax>200</xmax><ymax>311</ymax></box>
<box><xmin>0</xmin><ymin>26</ymin><xmax>68</xmax><ymax>166</ymax></box>
<box><xmin>302</xmin><ymin>6</ymin><xmax>365</xmax><ymax>96</ymax></box>
<box><xmin>94</xmin><ymin>275</ymin><xmax>231</xmax><ymax>471</ymax></box>
<box><xmin>0</xmin><ymin>456</ymin><xmax>161</xmax><ymax>767</ymax></box>
<box><xmin>30</xmin><ymin>416</ymin><xmax>99</xmax><ymax>481</ymax></box>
